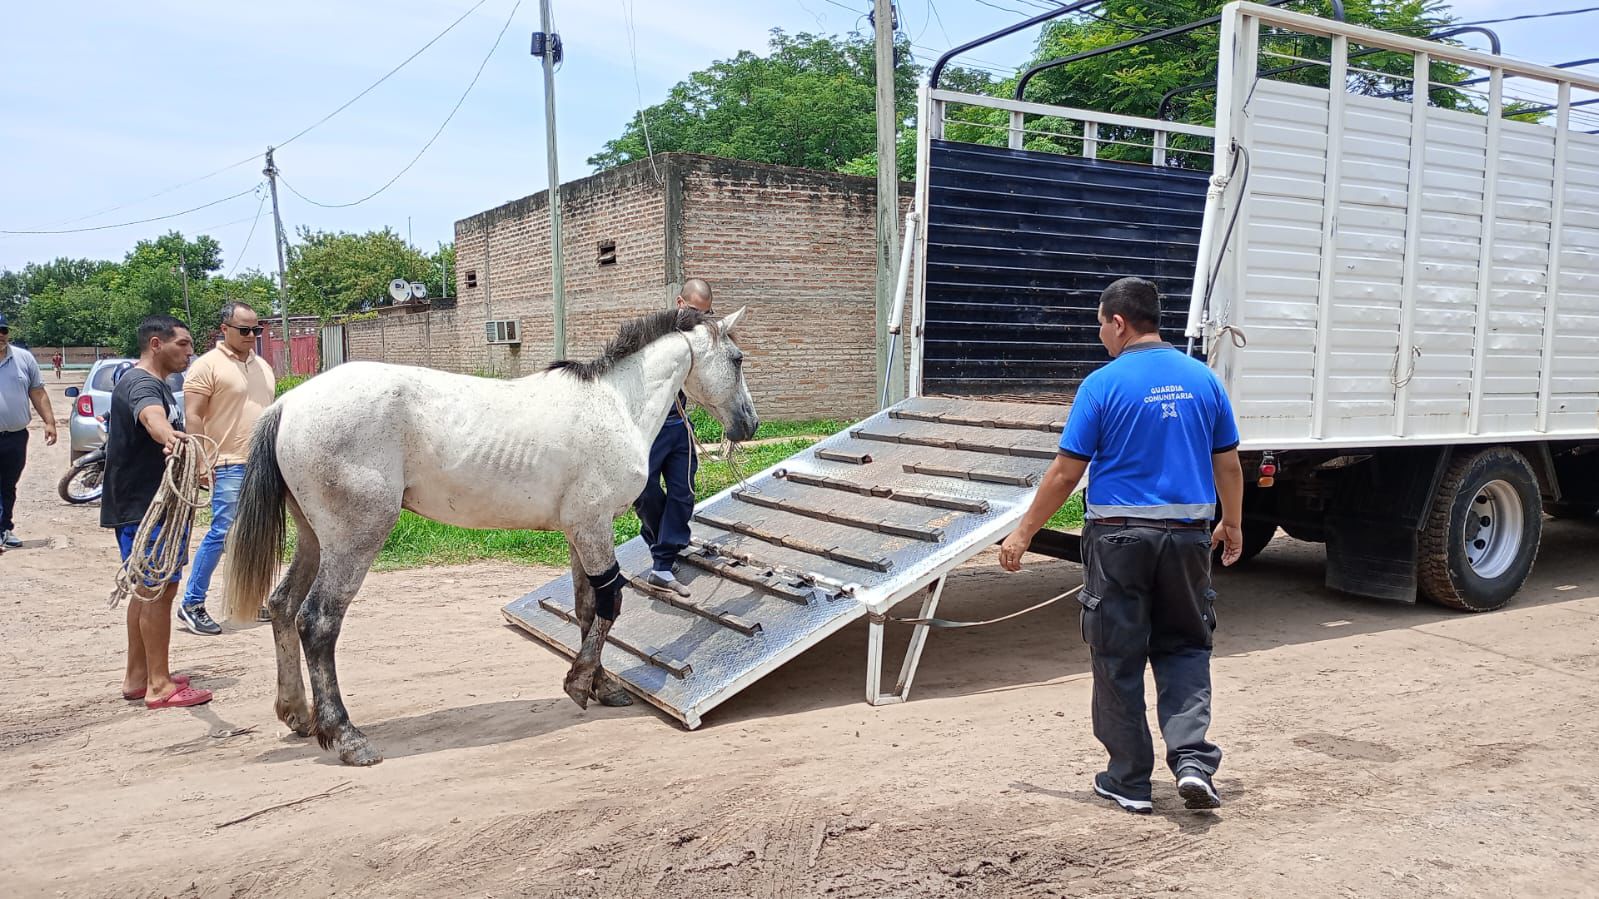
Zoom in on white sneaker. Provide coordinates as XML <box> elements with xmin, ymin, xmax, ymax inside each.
<box><xmin>1092</xmin><ymin>774</ymin><xmax>1153</xmax><ymax>814</ymax></box>
<box><xmin>1176</xmin><ymin>767</ymin><xmax>1221</xmax><ymax>810</ymax></box>
<box><xmin>1</xmin><ymin>530</ymin><xmax>20</xmax><ymax>549</ymax></box>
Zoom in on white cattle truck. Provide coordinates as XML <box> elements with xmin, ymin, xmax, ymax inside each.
<box><xmin>508</xmin><ymin>1</ymin><xmax>1599</xmax><ymax>727</ymax></box>
<box><xmin>909</xmin><ymin>1</ymin><xmax>1599</xmax><ymax>612</ymax></box>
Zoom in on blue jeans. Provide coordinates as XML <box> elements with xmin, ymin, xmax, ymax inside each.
<box><xmin>116</xmin><ymin>522</ymin><xmax>189</xmax><ymax>587</ymax></box>
<box><xmin>183</xmin><ymin>464</ymin><xmax>244</xmax><ymax>610</ymax></box>
<box><xmin>633</xmin><ymin>419</ymin><xmax>698</xmax><ymax>573</ymax></box>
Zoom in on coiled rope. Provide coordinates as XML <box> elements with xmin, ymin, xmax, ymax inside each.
<box><xmin>109</xmin><ymin>433</ymin><xmax>219</xmax><ymax>609</ymax></box>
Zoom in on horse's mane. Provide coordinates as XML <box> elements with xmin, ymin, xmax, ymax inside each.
<box><xmin>546</xmin><ymin>307</ymin><xmax>719</xmax><ymax>382</ymax></box>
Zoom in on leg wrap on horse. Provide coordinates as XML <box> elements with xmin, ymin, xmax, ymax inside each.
<box><xmin>587</xmin><ymin>562</ymin><xmax>624</xmax><ymax>621</ymax></box>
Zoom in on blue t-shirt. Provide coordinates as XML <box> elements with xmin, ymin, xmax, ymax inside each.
<box><xmin>1058</xmin><ymin>342</ymin><xmax>1240</xmax><ymax>522</ymax></box>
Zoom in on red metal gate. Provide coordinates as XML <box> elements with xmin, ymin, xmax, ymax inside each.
<box><xmin>260</xmin><ymin>333</ymin><xmax>319</xmax><ymax>376</ymax></box>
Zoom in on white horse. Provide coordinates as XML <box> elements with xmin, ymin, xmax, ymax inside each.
<box><xmin>224</xmin><ymin>307</ymin><xmax>756</xmax><ymax>766</ymax></box>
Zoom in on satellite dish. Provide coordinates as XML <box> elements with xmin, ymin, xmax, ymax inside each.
<box><xmin>409</xmin><ymin>281</ymin><xmax>428</xmax><ymax>300</ymax></box>
<box><xmin>387</xmin><ymin>279</ymin><xmax>411</xmax><ymax>303</ymax></box>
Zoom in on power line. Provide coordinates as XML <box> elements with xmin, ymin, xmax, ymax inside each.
<box><xmin>34</xmin><ymin>153</ymin><xmax>265</xmax><ymax>231</ymax></box>
<box><xmin>226</xmin><ymin>192</ymin><xmax>271</xmax><ymax>278</ymax></box>
<box><xmin>273</xmin><ymin>0</ymin><xmax>495</xmax><ymax>152</ymax></box>
<box><xmin>31</xmin><ymin>0</ymin><xmax>493</xmax><ymax>231</ymax></box>
<box><xmin>925</xmin><ymin>0</ymin><xmax>953</xmax><ymax>44</ymax></box>
<box><xmin>1454</xmin><ymin>6</ymin><xmax>1599</xmax><ymax>27</ymax></box>
<box><xmin>276</xmin><ymin>0</ymin><xmax>522</xmax><ymax>209</ymax></box>
<box><xmin>0</xmin><ymin>185</ymin><xmax>261</xmax><ymax>236</ymax></box>
<box><xmin>622</xmin><ymin>0</ymin><xmax>662</xmax><ymax>181</ymax></box>
<box><xmin>965</xmin><ymin>0</ymin><xmax>1035</xmax><ymax>16</ymax></box>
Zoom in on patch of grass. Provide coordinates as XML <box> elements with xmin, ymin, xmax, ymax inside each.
<box><xmin>1046</xmin><ymin>493</ymin><xmax>1086</xmax><ymax>531</ymax></box>
<box><xmin>689</xmin><ymin>408</ymin><xmax>846</xmax><ymax>444</ymax></box>
<box><xmin>275</xmin><ymin>375</ymin><xmax>310</xmax><ymax>397</ymax></box>
<box><xmin>358</xmin><ymin>437</ymin><xmax>819</xmax><ymax>571</ymax></box>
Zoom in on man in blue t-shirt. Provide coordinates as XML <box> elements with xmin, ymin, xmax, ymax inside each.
<box><xmin>999</xmin><ymin>277</ymin><xmax>1244</xmax><ymax>814</ymax></box>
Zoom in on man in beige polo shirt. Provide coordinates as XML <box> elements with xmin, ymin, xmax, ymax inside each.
<box><xmin>177</xmin><ymin>301</ymin><xmax>276</xmax><ymax>635</ymax></box>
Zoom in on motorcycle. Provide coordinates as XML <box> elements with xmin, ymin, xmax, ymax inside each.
<box><xmin>59</xmin><ymin>417</ymin><xmax>108</xmax><ymax>505</ymax></box>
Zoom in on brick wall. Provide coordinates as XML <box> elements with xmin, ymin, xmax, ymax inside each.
<box><xmin>675</xmin><ymin>156</ymin><xmax>910</xmax><ymax>420</ymax></box>
<box><xmin>343</xmin><ymin>153</ymin><xmax>910</xmax><ymax>422</ymax></box>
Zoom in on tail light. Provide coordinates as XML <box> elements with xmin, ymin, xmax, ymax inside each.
<box><xmin>1258</xmin><ymin>452</ymin><xmax>1278</xmax><ymax>489</ymax></box>
<box><xmin>75</xmin><ymin>395</ymin><xmax>95</xmax><ymax>418</ymax></box>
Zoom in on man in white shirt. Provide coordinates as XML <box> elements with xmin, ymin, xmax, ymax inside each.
<box><xmin>0</xmin><ymin>314</ymin><xmax>58</xmax><ymax>549</ymax></box>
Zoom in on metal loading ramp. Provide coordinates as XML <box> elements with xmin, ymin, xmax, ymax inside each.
<box><xmin>503</xmin><ymin>396</ymin><xmax>1064</xmax><ymax>729</ymax></box>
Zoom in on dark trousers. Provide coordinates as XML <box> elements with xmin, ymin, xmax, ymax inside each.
<box><xmin>634</xmin><ymin>419</ymin><xmax>698</xmax><ymax>572</ymax></box>
<box><xmin>0</xmin><ymin>429</ymin><xmax>28</xmax><ymax>533</ymax></box>
<box><xmin>1080</xmin><ymin>520</ymin><xmax>1222</xmax><ymax>799</ymax></box>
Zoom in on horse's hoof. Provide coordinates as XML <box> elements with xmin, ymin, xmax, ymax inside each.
<box><xmin>591</xmin><ymin>671</ymin><xmax>633</xmax><ymax>707</ymax></box>
<box><xmin>339</xmin><ymin>743</ymin><xmax>383</xmax><ymax>766</ymax></box>
<box><xmin>563</xmin><ymin>669</ymin><xmax>594</xmax><ymax>709</ymax></box>
<box><xmin>277</xmin><ymin>702</ymin><xmax>316</xmax><ymax>738</ymax></box>
<box><xmin>596</xmin><ymin>687</ymin><xmax>634</xmax><ymax>707</ymax></box>
<box><xmin>563</xmin><ymin>682</ymin><xmax>591</xmax><ymax>709</ymax></box>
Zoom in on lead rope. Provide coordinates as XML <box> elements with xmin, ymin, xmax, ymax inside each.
<box><xmin>869</xmin><ymin>584</ymin><xmax>1082</xmax><ymax>629</ymax></box>
<box><xmin>109</xmin><ymin>433</ymin><xmax>220</xmax><ymax>609</ymax></box>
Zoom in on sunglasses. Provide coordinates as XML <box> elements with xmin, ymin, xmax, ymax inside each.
<box><xmin>0</xmin><ymin>327</ymin><xmax>8</xmax><ymax>335</ymax></box>
<box><xmin>226</xmin><ymin>324</ymin><xmax>265</xmax><ymax>336</ymax></box>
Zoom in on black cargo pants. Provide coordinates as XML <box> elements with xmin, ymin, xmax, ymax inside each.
<box><xmin>1080</xmin><ymin>519</ymin><xmax>1222</xmax><ymax>800</ymax></box>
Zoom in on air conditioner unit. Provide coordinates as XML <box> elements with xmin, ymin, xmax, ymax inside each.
<box><xmin>484</xmin><ymin>319</ymin><xmax>520</xmax><ymax>345</ymax></box>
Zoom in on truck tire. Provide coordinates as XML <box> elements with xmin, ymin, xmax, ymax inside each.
<box><xmin>1214</xmin><ymin>520</ymin><xmax>1277</xmax><ymax>566</ymax></box>
<box><xmin>1546</xmin><ymin>502</ymin><xmax>1596</xmax><ymax>520</ymax></box>
<box><xmin>1418</xmin><ymin>447</ymin><xmax>1541</xmax><ymax>612</ymax></box>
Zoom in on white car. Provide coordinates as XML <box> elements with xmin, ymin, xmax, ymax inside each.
<box><xmin>64</xmin><ymin>358</ymin><xmax>186</xmax><ymax>460</ymax></box>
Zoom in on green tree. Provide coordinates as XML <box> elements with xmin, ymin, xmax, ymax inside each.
<box><xmin>943</xmin><ymin>0</ymin><xmax>1465</xmax><ymax>165</ymax></box>
<box><xmin>17</xmin><ymin>283</ymin><xmax>119</xmax><ymax>349</ymax></box>
<box><xmin>0</xmin><ymin>257</ymin><xmax>116</xmax><ymax>321</ymax></box>
<box><xmin>285</xmin><ymin>227</ymin><xmax>436</xmax><ymax>321</ymax></box>
<box><xmin>589</xmin><ymin>30</ymin><xmax>921</xmax><ymax>177</ymax></box>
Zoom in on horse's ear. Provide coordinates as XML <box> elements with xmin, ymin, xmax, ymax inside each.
<box><xmin>720</xmin><ymin>306</ymin><xmax>748</xmax><ymax>336</ymax></box>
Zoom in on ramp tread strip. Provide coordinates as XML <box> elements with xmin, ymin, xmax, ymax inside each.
<box><xmin>687</xmin><ymin>538</ymin><xmax>854</xmax><ymax>598</ymax></box>
<box><xmin>625</xmin><ymin>576</ymin><xmax>762</xmax><ymax>636</ymax></box>
<box><xmin>693</xmin><ymin>513</ymin><xmax>894</xmax><ymax>573</ymax></box>
<box><xmin>772</xmin><ymin>469</ymin><xmax>990</xmax><ymax>514</ymax></box>
<box><xmin>535</xmin><ymin>598</ymin><xmax>693</xmax><ymax>678</ymax></box>
<box><xmin>849</xmin><ymin>428</ymin><xmax>1057</xmax><ymax>461</ymax></box>
<box><xmin>890</xmin><ymin>408</ymin><xmax>1066</xmax><ymax>434</ymax></box>
<box><xmin>816</xmin><ymin>448</ymin><xmax>873</xmax><ymax>464</ymax></box>
<box><xmin>904</xmin><ymin>461</ymin><xmax>1039</xmax><ymax>487</ymax></box>
<box><xmin>675</xmin><ymin>550</ymin><xmax>813</xmax><ymax>605</ymax></box>
<box><xmin>731</xmin><ymin>490</ymin><xmax>945</xmax><ymax>543</ymax></box>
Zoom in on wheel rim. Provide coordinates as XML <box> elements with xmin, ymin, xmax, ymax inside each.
<box><xmin>1463</xmin><ymin>479</ymin><xmax>1524</xmax><ymax>579</ymax></box>
<box><xmin>67</xmin><ymin>468</ymin><xmax>103</xmax><ymax>501</ymax></box>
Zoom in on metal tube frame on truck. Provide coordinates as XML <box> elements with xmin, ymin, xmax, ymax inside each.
<box><xmin>911</xmin><ymin>1</ymin><xmax>1599</xmax><ymax>612</ymax></box>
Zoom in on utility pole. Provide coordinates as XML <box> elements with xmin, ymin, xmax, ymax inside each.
<box><xmin>534</xmin><ymin>0</ymin><xmax>566</xmax><ymax>358</ymax></box>
<box><xmin>873</xmin><ymin>0</ymin><xmax>902</xmax><ymax>406</ymax></box>
<box><xmin>177</xmin><ymin>246</ymin><xmax>192</xmax><ymax>324</ymax></box>
<box><xmin>264</xmin><ymin>147</ymin><xmax>292</xmax><ymax>374</ymax></box>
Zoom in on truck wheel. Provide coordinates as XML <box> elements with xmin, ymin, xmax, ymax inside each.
<box><xmin>1213</xmin><ymin>520</ymin><xmax>1277</xmax><ymax>566</ymax></box>
<box><xmin>1546</xmin><ymin>502</ymin><xmax>1596</xmax><ymax>520</ymax></box>
<box><xmin>1418</xmin><ymin>447</ymin><xmax>1541</xmax><ymax>612</ymax></box>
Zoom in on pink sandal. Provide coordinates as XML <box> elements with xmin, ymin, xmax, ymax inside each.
<box><xmin>123</xmin><ymin>674</ymin><xmax>190</xmax><ymax>701</ymax></box>
<box><xmin>146</xmin><ymin>685</ymin><xmax>213</xmax><ymax>709</ymax></box>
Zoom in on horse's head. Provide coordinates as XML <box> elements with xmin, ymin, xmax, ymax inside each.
<box><xmin>684</xmin><ymin>306</ymin><xmax>759</xmax><ymax>442</ymax></box>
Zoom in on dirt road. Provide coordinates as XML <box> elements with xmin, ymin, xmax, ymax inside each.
<box><xmin>3</xmin><ymin>374</ymin><xmax>1598</xmax><ymax>897</ymax></box>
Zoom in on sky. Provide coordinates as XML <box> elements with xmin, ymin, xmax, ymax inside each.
<box><xmin>1</xmin><ymin>0</ymin><xmax>1593</xmax><ymax>276</ymax></box>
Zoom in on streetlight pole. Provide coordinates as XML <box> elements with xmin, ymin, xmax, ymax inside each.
<box><xmin>177</xmin><ymin>245</ymin><xmax>192</xmax><ymax>324</ymax></box>
<box><xmin>536</xmin><ymin>0</ymin><xmax>566</xmax><ymax>358</ymax></box>
<box><xmin>264</xmin><ymin>147</ymin><xmax>292</xmax><ymax>373</ymax></box>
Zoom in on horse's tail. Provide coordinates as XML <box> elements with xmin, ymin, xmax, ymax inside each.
<box><xmin>223</xmin><ymin>404</ymin><xmax>288</xmax><ymax>624</ymax></box>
